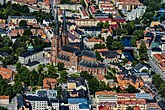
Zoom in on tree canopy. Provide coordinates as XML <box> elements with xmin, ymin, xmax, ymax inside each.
<box><xmin>19</xmin><ymin>20</ymin><xmax>27</xmax><ymax>27</ymax></box>
<box><xmin>152</xmin><ymin>74</ymin><xmax>165</xmax><ymax>98</ymax></box>
<box><xmin>138</xmin><ymin>41</ymin><xmax>148</xmax><ymax>61</ymax></box>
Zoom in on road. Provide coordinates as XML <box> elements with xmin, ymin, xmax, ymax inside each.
<box><xmin>6</xmin><ymin>97</ymin><xmax>17</xmax><ymax>110</ymax></box>
<box><xmin>148</xmin><ymin>57</ymin><xmax>165</xmax><ymax>80</ymax></box>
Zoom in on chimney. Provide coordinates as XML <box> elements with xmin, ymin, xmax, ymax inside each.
<box><xmin>80</xmin><ymin>35</ymin><xmax>85</xmax><ymax>50</ymax></box>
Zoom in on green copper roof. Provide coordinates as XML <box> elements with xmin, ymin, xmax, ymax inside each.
<box><xmin>151</xmin><ymin>42</ymin><xmax>160</xmax><ymax>48</ymax></box>
<box><xmin>27</xmin><ymin>43</ymin><xmax>34</xmax><ymax>51</ymax></box>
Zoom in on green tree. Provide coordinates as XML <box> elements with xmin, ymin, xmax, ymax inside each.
<box><xmin>152</xmin><ymin>74</ymin><xmax>164</xmax><ymax>88</ymax></box>
<box><xmin>88</xmin><ymin>78</ymin><xmax>99</xmax><ymax>94</ymax></box>
<box><xmin>95</xmin><ymin>51</ymin><xmax>104</xmax><ymax>61</ymax></box>
<box><xmin>125</xmin><ymin>21</ymin><xmax>135</xmax><ymax>35</ymax></box>
<box><xmin>111</xmin><ymin>41</ymin><xmax>124</xmax><ymax>50</ymax></box>
<box><xmin>138</xmin><ymin>41</ymin><xmax>148</xmax><ymax>61</ymax></box>
<box><xmin>37</xmin><ymin>64</ymin><xmax>44</xmax><ymax>74</ymax></box>
<box><xmin>106</xmin><ymin>35</ymin><xmax>113</xmax><ymax>50</ymax></box>
<box><xmin>108</xmin><ymin>13</ymin><xmax>113</xmax><ymax>18</ymax></box>
<box><xmin>133</xmin><ymin>30</ymin><xmax>144</xmax><ymax>40</ymax></box>
<box><xmin>118</xmin><ymin>10</ymin><xmax>125</xmax><ymax>17</ymax></box>
<box><xmin>47</xmin><ymin>64</ymin><xmax>57</xmax><ymax>75</ymax></box>
<box><xmin>16</xmin><ymin>62</ymin><xmax>22</xmax><ymax>71</ymax></box>
<box><xmin>38</xmin><ymin>75</ymin><xmax>43</xmax><ymax>86</ymax></box>
<box><xmin>80</xmin><ymin>71</ymin><xmax>94</xmax><ymax>80</ymax></box>
<box><xmin>97</xmin><ymin>81</ymin><xmax>109</xmax><ymax>91</ymax></box>
<box><xmin>55</xmin><ymin>87</ymin><xmax>62</xmax><ymax>99</ymax></box>
<box><xmin>131</xmin><ymin>37</ymin><xmax>137</xmax><ymax>47</ymax></box>
<box><xmin>13</xmin><ymin>81</ymin><xmax>23</xmax><ymax>94</ymax></box>
<box><xmin>59</xmin><ymin>71</ymin><xmax>68</xmax><ymax>83</ymax></box>
<box><xmin>30</xmin><ymin>69</ymin><xmax>38</xmax><ymax>86</ymax></box>
<box><xmin>126</xmin><ymin>85</ymin><xmax>138</xmax><ymax>93</ymax></box>
<box><xmin>21</xmin><ymin>5</ymin><xmax>29</xmax><ymax>13</ymax></box>
<box><xmin>123</xmin><ymin>58</ymin><xmax>129</xmax><ymax>64</ymax></box>
<box><xmin>23</xmin><ymin>28</ymin><xmax>32</xmax><ymax>36</ymax></box>
<box><xmin>10</xmin><ymin>10</ymin><xmax>22</xmax><ymax>16</ymax></box>
<box><xmin>160</xmin><ymin>14</ymin><xmax>165</xmax><ymax>22</ymax></box>
<box><xmin>103</xmin><ymin>21</ymin><xmax>110</xmax><ymax>28</ymax></box>
<box><xmin>19</xmin><ymin>20</ymin><xmax>27</xmax><ymax>27</ymax></box>
<box><xmin>0</xmin><ymin>107</ymin><xmax>8</xmax><ymax>110</ymax></box>
<box><xmin>126</xmin><ymin>106</ymin><xmax>133</xmax><ymax>110</ymax></box>
<box><xmin>159</xmin><ymin>83</ymin><xmax>165</xmax><ymax>98</ymax></box>
<box><xmin>69</xmin><ymin>74</ymin><xmax>80</xmax><ymax>78</ymax></box>
<box><xmin>97</xmin><ymin>22</ymin><xmax>104</xmax><ymax>28</ymax></box>
<box><xmin>57</xmin><ymin>62</ymin><xmax>64</xmax><ymax>71</ymax></box>
<box><xmin>93</xmin><ymin>43</ymin><xmax>106</xmax><ymax>50</ymax></box>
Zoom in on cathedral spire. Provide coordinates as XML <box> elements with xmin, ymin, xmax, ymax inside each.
<box><xmin>62</xmin><ymin>10</ymin><xmax>67</xmax><ymax>35</ymax></box>
<box><xmin>54</xmin><ymin>5</ymin><xmax>59</xmax><ymax>36</ymax></box>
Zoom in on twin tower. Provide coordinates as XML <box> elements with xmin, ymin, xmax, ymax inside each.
<box><xmin>51</xmin><ymin>7</ymin><xmax>69</xmax><ymax>64</ymax></box>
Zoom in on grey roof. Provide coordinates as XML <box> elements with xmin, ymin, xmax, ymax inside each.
<box><xmin>151</xmin><ymin>47</ymin><xmax>162</xmax><ymax>52</ymax></box>
<box><xmin>68</xmin><ymin>77</ymin><xmax>86</xmax><ymax>86</ymax></box>
<box><xmin>68</xmin><ymin>33</ymin><xmax>78</xmax><ymax>40</ymax></box>
<box><xmin>82</xmin><ymin>50</ymin><xmax>96</xmax><ymax>58</ymax></box>
<box><xmin>20</xmin><ymin>48</ymin><xmax>43</xmax><ymax>57</ymax></box>
<box><xmin>158</xmin><ymin>101</ymin><xmax>165</xmax><ymax>110</ymax></box>
<box><xmin>61</xmin><ymin>45</ymin><xmax>79</xmax><ymax>53</ymax></box>
<box><xmin>145</xmin><ymin>32</ymin><xmax>154</xmax><ymax>37</ymax></box>
<box><xmin>75</xmin><ymin>30</ymin><xmax>83</xmax><ymax>35</ymax></box>
<box><xmin>133</xmin><ymin>63</ymin><xmax>147</xmax><ymax>71</ymax></box>
<box><xmin>0</xmin><ymin>52</ymin><xmax>10</xmax><ymax>57</ymax></box>
<box><xmin>123</xmin><ymin>74</ymin><xmax>138</xmax><ymax>84</ymax></box>
<box><xmin>17</xmin><ymin>95</ymin><xmax>24</xmax><ymax>109</ymax></box>
<box><xmin>9</xmin><ymin>16</ymin><xmax>35</xmax><ymax>19</ymax></box>
<box><xmin>58</xmin><ymin>54</ymin><xmax>69</xmax><ymax>61</ymax></box>
<box><xmin>74</xmin><ymin>50</ymin><xmax>82</xmax><ymax>56</ymax></box>
<box><xmin>134</xmin><ymin>72</ymin><xmax>149</xmax><ymax>76</ymax></box>
<box><xmin>26</xmin><ymin>96</ymin><xmax>48</xmax><ymax>101</ymax></box>
<box><xmin>79</xmin><ymin>26</ymin><xmax>101</xmax><ymax>31</ymax></box>
<box><xmin>79</xmin><ymin>60</ymin><xmax>105</xmax><ymax>68</ymax></box>
<box><xmin>25</xmin><ymin>61</ymin><xmax>40</xmax><ymax>67</ymax></box>
<box><xmin>101</xmin><ymin>51</ymin><xmax>117</xmax><ymax>58</ymax></box>
<box><xmin>0</xmin><ymin>28</ymin><xmax>6</xmax><ymax>34</ymax></box>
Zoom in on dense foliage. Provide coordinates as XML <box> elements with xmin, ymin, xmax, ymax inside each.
<box><xmin>152</xmin><ymin>74</ymin><xmax>165</xmax><ymax>98</ymax></box>
<box><xmin>0</xmin><ymin>75</ymin><xmax>23</xmax><ymax>98</ymax></box>
<box><xmin>138</xmin><ymin>41</ymin><xmax>148</xmax><ymax>61</ymax></box>
<box><xmin>80</xmin><ymin>71</ymin><xmax>112</xmax><ymax>94</ymax></box>
<box><xmin>141</xmin><ymin>0</ymin><xmax>165</xmax><ymax>24</ymax></box>
<box><xmin>0</xmin><ymin>2</ymin><xmax>53</xmax><ymax>21</ymax></box>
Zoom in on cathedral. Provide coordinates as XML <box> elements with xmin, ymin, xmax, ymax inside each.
<box><xmin>51</xmin><ymin>7</ymin><xmax>107</xmax><ymax>76</ymax></box>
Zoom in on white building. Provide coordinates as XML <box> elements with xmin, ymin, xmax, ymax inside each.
<box><xmin>58</xmin><ymin>4</ymin><xmax>82</xmax><ymax>10</ymax></box>
<box><xmin>25</xmin><ymin>89</ymin><xmax>59</xmax><ymax>110</ymax></box>
<box><xmin>0</xmin><ymin>0</ymin><xmax>4</xmax><ymax>5</ymax></box>
<box><xmin>127</xmin><ymin>6</ymin><xmax>146</xmax><ymax>21</ymax></box>
<box><xmin>79</xmin><ymin>7</ymin><xmax>89</xmax><ymax>19</ymax></box>
<box><xmin>18</xmin><ymin>45</ymin><xmax>44</xmax><ymax>64</ymax></box>
<box><xmin>83</xmin><ymin>37</ymin><xmax>104</xmax><ymax>49</ymax></box>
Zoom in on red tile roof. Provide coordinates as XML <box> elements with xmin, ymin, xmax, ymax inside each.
<box><xmin>90</xmin><ymin>6</ymin><xmax>97</xmax><ymax>13</ymax></box>
<box><xmin>97</xmin><ymin>73</ymin><xmax>105</xmax><ymax>81</ymax></box>
<box><xmin>43</xmin><ymin>78</ymin><xmax>57</xmax><ymax>89</ymax></box>
<box><xmin>153</xmin><ymin>54</ymin><xmax>165</xmax><ymax>62</ymax></box>
<box><xmin>96</xmin><ymin>91</ymin><xmax>116</xmax><ymax>95</ymax></box>
<box><xmin>110</xmin><ymin>24</ymin><xmax>119</xmax><ymax>28</ymax></box>
<box><xmin>0</xmin><ymin>67</ymin><xmax>14</xmax><ymax>80</ymax></box>
<box><xmin>82</xmin><ymin>9</ymin><xmax>88</xmax><ymax>16</ymax></box>
<box><xmin>117</xmin><ymin>100</ymin><xmax>146</xmax><ymax>105</ymax></box>
<box><xmin>97</xmin><ymin>18</ymin><xmax>112</xmax><ymax>22</ymax></box>
<box><xmin>96</xmin><ymin>49</ymin><xmax>109</xmax><ymax>52</ymax></box>
<box><xmin>111</xmin><ymin>18</ymin><xmax>126</xmax><ymax>23</ymax></box>
<box><xmin>133</xmin><ymin>106</ymin><xmax>141</xmax><ymax>110</ymax></box>
<box><xmin>117</xmin><ymin>93</ymin><xmax>135</xmax><ymax>97</ymax></box>
<box><xmin>0</xmin><ymin>96</ymin><xmax>9</xmax><ymax>99</ymax></box>
<box><xmin>87</xmin><ymin>37</ymin><xmax>103</xmax><ymax>43</ymax></box>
